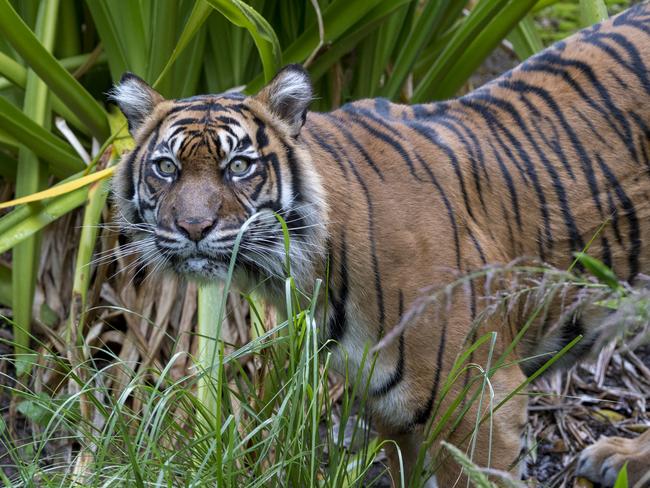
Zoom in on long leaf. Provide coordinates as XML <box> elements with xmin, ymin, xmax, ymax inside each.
<box><xmin>84</xmin><ymin>0</ymin><xmax>129</xmax><ymax>78</ymax></box>
<box><xmin>308</xmin><ymin>0</ymin><xmax>412</xmax><ymax>83</ymax></box>
<box><xmin>246</xmin><ymin>0</ymin><xmax>386</xmax><ymax>92</ymax></box>
<box><xmin>380</xmin><ymin>0</ymin><xmax>456</xmax><ymax>99</ymax></box>
<box><xmin>0</xmin><ymin>167</ymin><xmax>114</xmax><ymax>209</ymax></box>
<box><xmin>204</xmin><ymin>0</ymin><xmax>280</xmax><ymax>82</ymax></box>
<box><xmin>0</xmin><ymin>187</ymin><xmax>88</xmax><ymax>255</ymax></box>
<box><xmin>0</xmin><ymin>51</ymin><xmax>24</xmax><ymax>87</ymax></box>
<box><xmin>144</xmin><ymin>0</ymin><xmax>178</xmax><ymax>95</ymax></box>
<box><xmin>153</xmin><ymin>1</ymin><xmax>212</xmax><ymax>90</ymax></box>
<box><xmin>0</xmin><ymin>51</ymin><xmax>108</xmax><ymax>91</ymax></box>
<box><xmin>0</xmin><ymin>51</ymin><xmax>89</xmax><ymax>134</ymax></box>
<box><xmin>579</xmin><ymin>0</ymin><xmax>608</xmax><ymax>27</ymax></box>
<box><xmin>0</xmin><ymin>96</ymin><xmax>84</xmax><ymax>177</ymax></box>
<box><xmin>68</xmin><ymin>172</ymin><xmax>112</xmax><ymax>351</ymax></box>
<box><xmin>413</xmin><ymin>0</ymin><xmax>537</xmax><ymax>102</ymax></box>
<box><xmin>0</xmin><ymin>0</ymin><xmax>109</xmax><ymax>139</ymax></box>
<box><xmin>12</xmin><ymin>0</ymin><xmax>59</xmax><ymax>357</ymax></box>
<box><xmin>507</xmin><ymin>13</ymin><xmax>544</xmax><ymax>60</ymax></box>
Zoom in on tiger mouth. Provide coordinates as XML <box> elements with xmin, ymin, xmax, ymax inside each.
<box><xmin>170</xmin><ymin>252</ymin><xmax>231</xmax><ymax>277</ymax></box>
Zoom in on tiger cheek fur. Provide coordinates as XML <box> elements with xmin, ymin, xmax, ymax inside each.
<box><xmin>111</xmin><ymin>5</ymin><xmax>650</xmax><ymax>486</ymax></box>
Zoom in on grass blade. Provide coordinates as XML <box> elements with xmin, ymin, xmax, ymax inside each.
<box><xmin>153</xmin><ymin>1</ymin><xmax>212</xmax><ymax>90</ymax></box>
<box><xmin>12</xmin><ymin>0</ymin><xmax>60</xmax><ymax>359</ymax></box>
<box><xmin>380</xmin><ymin>0</ymin><xmax>456</xmax><ymax>99</ymax></box>
<box><xmin>413</xmin><ymin>0</ymin><xmax>537</xmax><ymax>101</ymax></box>
<box><xmin>246</xmin><ymin>0</ymin><xmax>386</xmax><ymax>92</ymax></box>
<box><xmin>0</xmin><ymin>167</ymin><xmax>113</xmax><ymax>209</ymax></box>
<box><xmin>204</xmin><ymin>0</ymin><xmax>280</xmax><ymax>82</ymax></box>
<box><xmin>0</xmin><ymin>95</ymin><xmax>84</xmax><ymax>177</ymax></box>
<box><xmin>0</xmin><ymin>186</ymin><xmax>88</xmax><ymax>255</ymax></box>
<box><xmin>0</xmin><ymin>0</ymin><xmax>109</xmax><ymax>139</ymax></box>
<box><xmin>84</xmin><ymin>0</ymin><xmax>129</xmax><ymax>78</ymax></box>
<box><xmin>507</xmin><ymin>13</ymin><xmax>544</xmax><ymax>60</ymax></box>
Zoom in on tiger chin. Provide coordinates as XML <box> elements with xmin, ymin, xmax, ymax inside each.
<box><xmin>110</xmin><ymin>4</ymin><xmax>650</xmax><ymax>487</ymax></box>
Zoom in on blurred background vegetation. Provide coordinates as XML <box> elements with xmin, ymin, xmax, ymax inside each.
<box><xmin>0</xmin><ymin>0</ymin><xmax>640</xmax><ymax>486</ymax></box>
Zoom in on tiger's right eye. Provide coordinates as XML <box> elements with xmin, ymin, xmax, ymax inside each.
<box><xmin>155</xmin><ymin>159</ymin><xmax>177</xmax><ymax>177</ymax></box>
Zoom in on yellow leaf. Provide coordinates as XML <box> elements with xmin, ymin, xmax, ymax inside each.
<box><xmin>0</xmin><ymin>167</ymin><xmax>115</xmax><ymax>209</ymax></box>
<box><xmin>107</xmin><ymin>106</ymin><xmax>134</xmax><ymax>155</ymax></box>
<box><xmin>593</xmin><ymin>409</ymin><xmax>625</xmax><ymax>423</ymax></box>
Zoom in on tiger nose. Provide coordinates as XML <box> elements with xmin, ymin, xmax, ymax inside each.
<box><xmin>176</xmin><ymin>217</ymin><xmax>216</xmax><ymax>242</ymax></box>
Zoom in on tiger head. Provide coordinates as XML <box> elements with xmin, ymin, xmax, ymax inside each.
<box><xmin>110</xmin><ymin>65</ymin><xmax>327</xmax><ymax>291</ymax></box>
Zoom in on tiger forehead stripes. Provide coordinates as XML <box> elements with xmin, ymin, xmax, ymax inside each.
<box><xmin>111</xmin><ymin>4</ymin><xmax>650</xmax><ymax>487</ymax></box>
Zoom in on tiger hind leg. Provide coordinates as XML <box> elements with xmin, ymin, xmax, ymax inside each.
<box><xmin>576</xmin><ymin>428</ymin><xmax>650</xmax><ymax>487</ymax></box>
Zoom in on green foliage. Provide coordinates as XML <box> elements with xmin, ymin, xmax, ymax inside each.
<box><xmin>614</xmin><ymin>463</ymin><xmax>629</xmax><ymax>488</ymax></box>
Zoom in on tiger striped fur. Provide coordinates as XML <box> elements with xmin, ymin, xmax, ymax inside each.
<box><xmin>111</xmin><ymin>4</ymin><xmax>650</xmax><ymax>486</ymax></box>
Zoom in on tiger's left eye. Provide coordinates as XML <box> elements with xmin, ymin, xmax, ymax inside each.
<box><xmin>229</xmin><ymin>158</ymin><xmax>250</xmax><ymax>175</ymax></box>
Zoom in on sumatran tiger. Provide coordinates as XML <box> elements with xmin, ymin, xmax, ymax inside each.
<box><xmin>109</xmin><ymin>3</ymin><xmax>650</xmax><ymax>487</ymax></box>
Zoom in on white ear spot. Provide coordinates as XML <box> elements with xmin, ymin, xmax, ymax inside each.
<box><xmin>256</xmin><ymin>65</ymin><xmax>312</xmax><ymax>137</ymax></box>
<box><xmin>109</xmin><ymin>73</ymin><xmax>163</xmax><ymax>135</ymax></box>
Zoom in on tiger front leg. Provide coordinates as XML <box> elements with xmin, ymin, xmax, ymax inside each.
<box><xmin>576</xmin><ymin>428</ymin><xmax>650</xmax><ymax>487</ymax></box>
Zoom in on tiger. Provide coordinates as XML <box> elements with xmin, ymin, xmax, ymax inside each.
<box><xmin>109</xmin><ymin>3</ymin><xmax>650</xmax><ymax>487</ymax></box>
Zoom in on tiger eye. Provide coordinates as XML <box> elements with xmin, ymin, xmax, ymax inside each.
<box><xmin>229</xmin><ymin>158</ymin><xmax>250</xmax><ymax>175</ymax></box>
<box><xmin>156</xmin><ymin>159</ymin><xmax>177</xmax><ymax>176</ymax></box>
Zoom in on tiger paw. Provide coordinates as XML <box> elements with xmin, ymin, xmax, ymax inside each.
<box><xmin>576</xmin><ymin>432</ymin><xmax>650</xmax><ymax>487</ymax></box>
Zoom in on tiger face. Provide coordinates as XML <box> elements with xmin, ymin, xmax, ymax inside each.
<box><xmin>111</xmin><ymin>66</ymin><xmax>327</xmax><ymax>290</ymax></box>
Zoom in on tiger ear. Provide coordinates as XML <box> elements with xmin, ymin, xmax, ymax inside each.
<box><xmin>110</xmin><ymin>73</ymin><xmax>164</xmax><ymax>135</ymax></box>
<box><xmin>254</xmin><ymin>64</ymin><xmax>312</xmax><ymax>137</ymax></box>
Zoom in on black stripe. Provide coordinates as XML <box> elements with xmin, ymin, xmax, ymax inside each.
<box><xmin>285</xmin><ymin>144</ymin><xmax>304</xmax><ymax>204</ymax></box>
<box><xmin>601</xmin><ymin>235</ymin><xmax>612</xmax><ymax>269</ymax></box>
<box><xmin>254</xmin><ymin>116</ymin><xmax>269</xmax><ymax>149</ymax></box>
<box><xmin>430</xmin><ymin>116</ymin><xmax>489</xmax><ymax>213</ymax></box>
<box><xmin>342</xmin><ymin>111</ymin><xmax>421</xmax><ymax>181</ymax></box>
<box><xmin>414</xmin><ymin>314</ymin><xmax>446</xmax><ymax>425</ymax></box>
<box><xmin>488</xmin><ymin>140</ymin><xmax>523</xmax><ymax>230</ymax></box>
<box><xmin>413</xmin><ymin>153</ymin><xmax>462</xmax><ymax>270</ymax></box>
<box><xmin>328</xmin><ymin>234</ymin><xmax>349</xmax><ymax>342</ymax></box>
<box><xmin>594</xmin><ymin>153</ymin><xmax>640</xmax><ymax>281</ymax></box>
<box><xmin>468</xmin><ymin>229</ymin><xmax>487</xmax><ymax>265</ymax></box>
<box><xmin>497</xmin><ymin>79</ymin><xmax>604</xmax><ymax>220</ymax></box>
<box><xmin>406</xmin><ymin>119</ymin><xmax>476</xmax><ymax>221</ymax></box>
<box><xmin>370</xmin><ymin>291</ymin><xmax>405</xmax><ymax>397</ymax></box>
<box><xmin>322</xmin><ymin>113</ymin><xmax>384</xmax><ymax>180</ymax></box>
<box><xmin>527</xmin><ymin>109</ymin><xmax>576</xmax><ymax>181</ymax></box>
<box><xmin>466</xmin><ymin>91</ymin><xmax>588</xmax><ymax>257</ymax></box>
<box><xmin>582</xmin><ymin>31</ymin><xmax>650</xmax><ymax>96</ymax></box>
<box><xmin>305</xmin><ymin>126</ymin><xmax>348</xmax><ymax>178</ymax></box>
<box><xmin>628</xmin><ymin>111</ymin><xmax>650</xmax><ymax>175</ymax></box>
<box><xmin>120</xmin><ymin>150</ymin><xmax>137</xmax><ymax>201</ymax></box>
